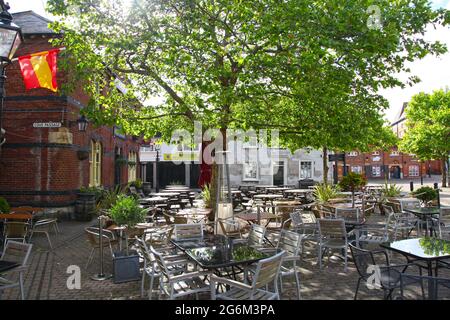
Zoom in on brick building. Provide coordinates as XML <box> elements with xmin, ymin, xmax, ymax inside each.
<box><xmin>0</xmin><ymin>11</ymin><xmax>141</xmax><ymax>210</ymax></box>
<box><xmin>342</xmin><ymin>102</ymin><xmax>442</xmax><ymax>180</ymax></box>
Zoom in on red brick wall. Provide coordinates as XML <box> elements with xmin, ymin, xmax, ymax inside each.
<box><xmin>343</xmin><ymin>148</ymin><xmax>442</xmax><ymax>180</ymax></box>
<box><xmin>0</xmin><ymin>34</ymin><xmax>141</xmax><ymax>207</ymax></box>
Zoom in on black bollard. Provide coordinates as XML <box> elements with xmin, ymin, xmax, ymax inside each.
<box><xmin>421</xmin><ymin>176</ymin><xmax>423</xmax><ymax>185</ymax></box>
<box><xmin>410</xmin><ymin>181</ymin><xmax>414</xmax><ymax>192</ymax></box>
<box><xmin>433</xmin><ymin>182</ymin><xmax>439</xmax><ymax>189</ymax></box>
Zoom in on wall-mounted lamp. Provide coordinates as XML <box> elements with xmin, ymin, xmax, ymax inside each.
<box><xmin>76</xmin><ymin>115</ymin><xmax>88</xmax><ymax>132</ymax></box>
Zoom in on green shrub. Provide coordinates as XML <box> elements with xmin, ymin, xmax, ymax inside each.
<box><xmin>97</xmin><ymin>185</ymin><xmax>125</xmax><ymax>212</ymax></box>
<box><xmin>109</xmin><ymin>194</ymin><xmax>146</xmax><ymax>227</ymax></box>
<box><xmin>412</xmin><ymin>186</ymin><xmax>438</xmax><ymax>203</ymax></box>
<box><xmin>133</xmin><ymin>179</ymin><xmax>143</xmax><ymax>189</ymax></box>
<box><xmin>339</xmin><ymin>172</ymin><xmax>367</xmax><ymax>192</ymax></box>
<box><xmin>0</xmin><ymin>197</ymin><xmax>10</xmax><ymax>213</ymax></box>
<box><xmin>313</xmin><ymin>183</ymin><xmax>340</xmax><ymax>203</ymax></box>
<box><xmin>380</xmin><ymin>183</ymin><xmax>402</xmax><ymax>198</ymax></box>
<box><xmin>201</xmin><ymin>184</ymin><xmax>211</xmax><ymax>208</ymax></box>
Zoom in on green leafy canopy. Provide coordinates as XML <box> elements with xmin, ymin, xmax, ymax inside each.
<box><xmin>46</xmin><ymin>0</ymin><xmax>448</xmax><ymax>152</ymax></box>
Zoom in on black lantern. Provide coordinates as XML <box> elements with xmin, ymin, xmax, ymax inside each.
<box><xmin>0</xmin><ymin>1</ymin><xmax>23</xmax><ymax>150</ymax></box>
<box><xmin>0</xmin><ymin>1</ymin><xmax>22</xmax><ymax>62</ymax></box>
<box><xmin>77</xmin><ymin>115</ymin><xmax>88</xmax><ymax>132</ymax></box>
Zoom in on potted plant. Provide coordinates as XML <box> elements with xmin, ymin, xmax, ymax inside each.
<box><xmin>108</xmin><ymin>195</ymin><xmax>147</xmax><ymax>283</ymax></box>
<box><xmin>313</xmin><ymin>183</ymin><xmax>340</xmax><ymax>204</ymax></box>
<box><xmin>379</xmin><ymin>183</ymin><xmax>402</xmax><ymax>214</ymax></box>
<box><xmin>75</xmin><ymin>186</ymin><xmax>99</xmax><ymax>221</ymax></box>
<box><xmin>338</xmin><ymin>172</ymin><xmax>368</xmax><ymax>207</ymax></box>
<box><xmin>412</xmin><ymin>186</ymin><xmax>438</xmax><ymax>206</ymax></box>
<box><xmin>133</xmin><ymin>179</ymin><xmax>143</xmax><ymax>192</ymax></box>
<box><xmin>0</xmin><ymin>197</ymin><xmax>10</xmax><ymax>213</ymax></box>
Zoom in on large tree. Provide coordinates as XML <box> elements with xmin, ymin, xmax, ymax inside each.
<box><xmin>46</xmin><ymin>0</ymin><xmax>447</xmax><ymax>141</ymax></box>
<box><xmin>399</xmin><ymin>90</ymin><xmax>450</xmax><ymax>187</ymax></box>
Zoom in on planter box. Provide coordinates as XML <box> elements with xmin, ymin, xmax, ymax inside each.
<box><xmin>112</xmin><ymin>250</ymin><xmax>140</xmax><ymax>284</ymax></box>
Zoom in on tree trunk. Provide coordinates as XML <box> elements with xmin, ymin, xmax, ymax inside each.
<box><xmin>322</xmin><ymin>147</ymin><xmax>328</xmax><ymax>185</ymax></box>
<box><xmin>442</xmin><ymin>156</ymin><xmax>448</xmax><ymax>188</ymax></box>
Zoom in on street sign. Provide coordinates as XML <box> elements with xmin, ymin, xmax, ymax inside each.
<box><xmin>33</xmin><ymin>122</ymin><xmax>62</xmax><ymax>128</ymax></box>
<box><xmin>328</xmin><ymin>153</ymin><xmax>345</xmax><ymax>162</ymax></box>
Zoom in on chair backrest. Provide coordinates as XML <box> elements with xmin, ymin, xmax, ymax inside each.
<box><xmin>382</xmin><ymin>204</ymin><xmax>395</xmax><ymax>215</ymax></box>
<box><xmin>174</xmin><ymin>223</ymin><xmax>203</xmax><ymax>240</ymax></box>
<box><xmin>149</xmin><ymin>245</ymin><xmax>171</xmax><ymax>281</ymax></box>
<box><xmin>247</xmin><ymin>224</ymin><xmax>266</xmax><ymax>246</ymax></box>
<box><xmin>348</xmin><ymin>244</ymin><xmax>381</xmax><ymax>280</ymax></box>
<box><xmin>4</xmin><ymin>221</ymin><xmax>29</xmax><ymax>238</ymax></box>
<box><xmin>84</xmin><ymin>227</ymin><xmax>114</xmax><ymax>246</ymax></box>
<box><xmin>276</xmin><ymin>230</ymin><xmax>303</xmax><ymax>256</ymax></box>
<box><xmin>134</xmin><ymin>236</ymin><xmax>154</xmax><ymax>266</ymax></box>
<box><xmin>335</xmin><ymin>207</ymin><xmax>360</xmax><ymax>223</ymax></box>
<box><xmin>399</xmin><ymin>199</ymin><xmax>420</xmax><ymax>212</ymax></box>
<box><xmin>289</xmin><ymin>211</ymin><xmax>303</xmax><ymax>227</ymax></box>
<box><xmin>400</xmin><ymin>274</ymin><xmax>450</xmax><ymax>300</ymax></box>
<box><xmin>251</xmin><ymin>250</ymin><xmax>285</xmax><ymax>295</ymax></box>
<box><xmin>439</xmin><ymin>207</ymin><xmax>450</xmax><ymax>223</ymax></box>
<box><xmin>1</xmin><ymin>240</ymin><xmax>33</xmax><ymax>267</ymax></box>
<box><xmin>218</xmin><ymin>217</ymin><xmax>241</xmax><ymax>237</ymax></box>
<box><xmin>318</xmin><ymin>218</ymin><xmax>347</xmax><ymax>240</ymax></box>
<box><xmin>300</xmin><ymin>212</ymin><xmax>317</xmax><ymax>225</ymax></box>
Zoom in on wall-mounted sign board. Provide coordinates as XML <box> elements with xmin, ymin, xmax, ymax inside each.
<box><xmin>33</xmin><ymin>122</ymin><xmax>62</xmax><ymax>128</ymax></box>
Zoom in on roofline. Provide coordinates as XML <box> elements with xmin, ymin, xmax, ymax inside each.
<box><xmin>390</xmin><ymin>117</ymin><xmax>405</xmax><ymax>126</ymax></box>
<box><xmin>11</xmin><ymin>10</ymin><xmax>54</xmax><ymax>24</ymax></box>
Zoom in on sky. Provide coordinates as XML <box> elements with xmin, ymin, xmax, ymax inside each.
<box><xmin>6</xmin><ymin>0</ymin><xmax>450</xmax><ymax>123</ymax></box>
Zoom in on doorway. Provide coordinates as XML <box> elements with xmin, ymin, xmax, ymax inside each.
<box><xmin>390</xmin><ymin>166</ymin><xmax>401</xmax><ymax>179</ymax></box>
<box><xmin>272</xmin><ymin>161</ymin><xmax>286</xmax><ymax>186</ymax></box>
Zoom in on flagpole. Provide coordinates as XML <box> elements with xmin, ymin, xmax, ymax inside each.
<box><xmin>10</xmin><ymin>47</ymin><xmax>66</xmax><ymax>62</ymax></box>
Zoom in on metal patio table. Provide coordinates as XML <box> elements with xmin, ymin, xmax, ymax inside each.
<box><xmin>171</xmin><ymin>234</ymin><xmax>273</xmax><ymax>280</ymax></box>
<box><xmin>380</xmin><ymin>237</ymin><xmax>450</xmax><ymax>297</ymax></box>
<box><xmin>404</xmin><ymin>207</ymin><xmax>440</xmax><ymax>237</ymax></box>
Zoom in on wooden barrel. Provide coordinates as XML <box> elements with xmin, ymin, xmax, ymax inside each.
<box><xmin>75</xmin><ymin>193</ymin><xmax>96</xmax><ymax>221</ymax></box>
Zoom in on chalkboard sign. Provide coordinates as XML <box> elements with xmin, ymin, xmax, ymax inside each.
<box><xmin>328</xmin><ymin>153</ymin><xmax>345</xmax><ymax>162</ymax></box>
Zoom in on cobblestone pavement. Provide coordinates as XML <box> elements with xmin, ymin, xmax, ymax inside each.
<box><xmin>1</xmin><ymin>213</ymin><xmax>449</xmax><ymax>300</ymax></box>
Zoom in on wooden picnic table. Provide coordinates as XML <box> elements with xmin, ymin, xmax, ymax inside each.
<box><xmin>283</xmin><ymin>189</ymin><xmax>313</xmax><ymax>194</ymax></box>
<box><xmin>0</xmin><ymin>213</ymin><xmax>33</xmax><ymax>220</ymax></box>
<box><xmin>139</xmin><ymin>196</ymin><xmax>169</xmax><ymax>204</ymax></box>
<box><xmin>149</xmin><ymin>192</ymin><xmax>181</xmax><ymax>197</ymax></box>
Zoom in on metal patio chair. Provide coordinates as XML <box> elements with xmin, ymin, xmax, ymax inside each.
<box><xmin>0</xmin><ymin>241</ymin><xmax>33</xmax><ymax>300</ymax></box>
<box><xmin>210</xmin><ymin>250</ymin><xmax>286</xmax><ymax>300</ymax></box>
<box><xmin>349</xmin><ymin>244</ymin><xmax>422</xmax><ymax>300</ymax></box>
<box><xmin>150</xmin><ymin>245</ymin><xmax>210</xmax><ymax>300</ymax></box>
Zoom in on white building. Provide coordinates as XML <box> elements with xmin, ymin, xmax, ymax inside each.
<box><xmin>139</xmin><ymin>141</ymin><xmax>331</xmax><ymax>188</ymax></box>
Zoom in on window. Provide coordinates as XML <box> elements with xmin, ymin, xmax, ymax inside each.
<box><xmin>390</xmin><ymin>151</ymin><xmax>400</xmax><ymax>156</ymax></box>
<box><xmin>372</xmin><ymin>151</ymin><xmax>380</xmax><ymax>156</ymax></box>
<box><xmin>372</xmin><ymin>166</ymin><xmax>381</xmax><ymax>177</ymax></box>
<box><xmin>351</xmin><ymin>166</ymin><xmax>362</xmax><ymax>174</ymax></box>
<box><xmin>243</xmin><ymin>147</ymin><xmax>258</xmax><ymax>181</ymax></box>
<box><xmin>348</xmin><ymin>151</ymin><xmax>358</xmax><ymax>157</ymax></box>
<box><xmin>409</xmin><ymin>165</ymin><xmax>419</xmax><ymax>177</ymax></box>
<box><xmin>128</xmin><ymin>151</ymin><xmax>137</xmax><ymax>182</ymax></box>
<box><xmin>89</xmin><ymin>140</ymin><xmax>102</xmax><ymax>187</ymax></box>
<box><xmin>300</xmin><ymin>161</ymin><xmax>313</xmax><ymax>179</ymax></box>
